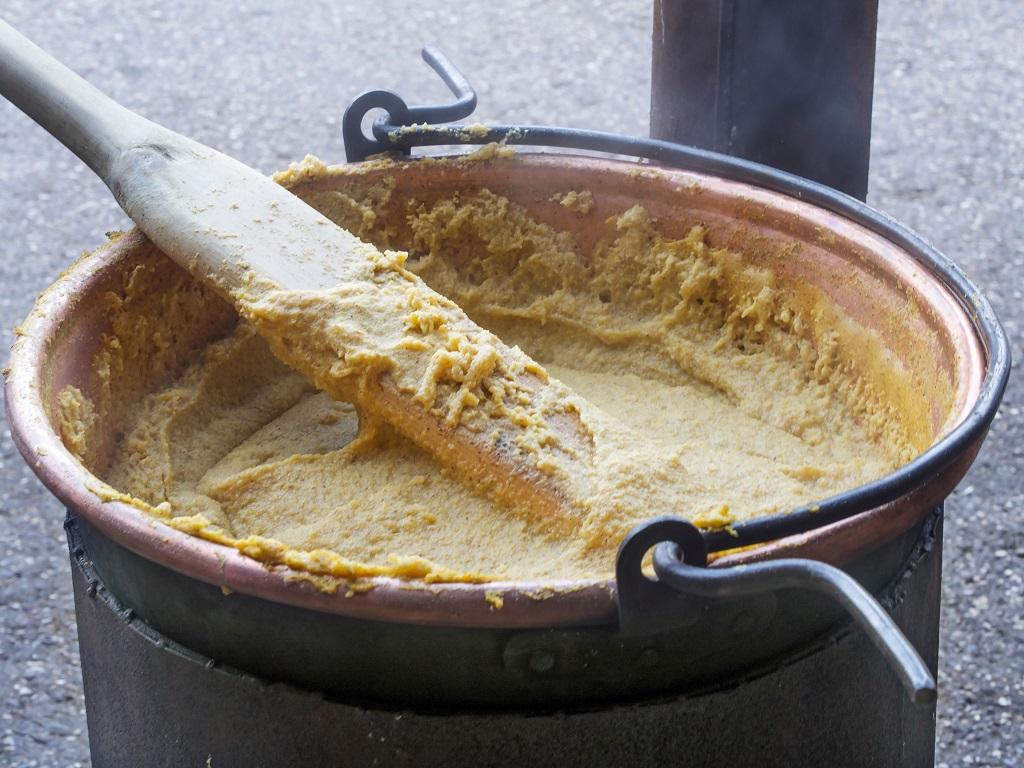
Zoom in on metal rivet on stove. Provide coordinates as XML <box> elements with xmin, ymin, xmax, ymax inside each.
<box><xmin>529</xmin><ymin>649</ymin><xmax>556</xmax><ymax>673</ymax></box>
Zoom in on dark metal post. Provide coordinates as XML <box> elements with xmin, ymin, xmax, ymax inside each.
<box><xmin>651</xmin><ymin>0</ymin><xmax>879</xmax><ymax>200</ymax></box>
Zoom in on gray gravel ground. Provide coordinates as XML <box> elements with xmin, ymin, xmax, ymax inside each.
<box><xmin>0</xmin><ymin>1</ymin><xmax>1020</xmax><ymax>766</ymax></box>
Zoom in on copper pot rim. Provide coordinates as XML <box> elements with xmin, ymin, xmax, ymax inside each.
<box><xmin>5</xmin><ymin>153</ymin><xmax>1007</xmax><ymax>629</ymax></box>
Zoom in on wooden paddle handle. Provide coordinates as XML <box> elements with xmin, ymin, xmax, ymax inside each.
<box><xmin>0</xmin><ymin>17</ymin><xmax>155</xmax><ymax>179</ymax></box>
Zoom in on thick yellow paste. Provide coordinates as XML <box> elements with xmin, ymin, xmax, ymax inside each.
<box><xmin>64</xmin><ymin>153</ymin><xmax>916</xmax><ymax>585</ymax></box>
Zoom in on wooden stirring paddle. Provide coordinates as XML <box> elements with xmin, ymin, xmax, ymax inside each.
<box><xmin>0</xmin><ymin>18</ymin><xmax>610</xmax><ymax>539</ymax></box>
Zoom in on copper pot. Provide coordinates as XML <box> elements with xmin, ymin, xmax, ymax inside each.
<box><xmin>5</xmin><ymin>152</ymin><xmax>1008</xmax><ymax>705</ymax></box>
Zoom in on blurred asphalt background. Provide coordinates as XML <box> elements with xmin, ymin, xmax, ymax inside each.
<box><xmin>0</xmin><ymin>1</ymin><xmax>1021</xmax><ymax>765</ymax></box>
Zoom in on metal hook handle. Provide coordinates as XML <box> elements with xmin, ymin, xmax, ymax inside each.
<box><xmin>627</xmin><ymin>518</ymin><xmax>937</xmax><ymax>705</ymax></box>
<box><xmin>341</xmin><ymin>46</ymin><xmax>477</xmax><ymax>161</ymax></box>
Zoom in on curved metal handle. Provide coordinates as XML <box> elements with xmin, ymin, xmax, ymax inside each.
<box><xmin>648</xmin><ymin>526</ymin><xmax>937</xmax><ymax>705</ymax></box>
<box><xmin>404</xmin><ymin>47</ymin><xmax>478</xmax><ymax>125</ymax></box>
<box><xmin>342</xmin><ymin>46</ymin><xmax>478</xmax><ymax>161</ymax></box>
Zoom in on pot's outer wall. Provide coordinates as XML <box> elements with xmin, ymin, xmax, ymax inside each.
<box><xmin>73</xmin><ymin>512</ymin><xmax>940</xmax><ymax>767</ymax></box>
<box><xmin>74</xmin><ymin>507</ymin><xmax>935</xmax><ymax>707</ymax></box>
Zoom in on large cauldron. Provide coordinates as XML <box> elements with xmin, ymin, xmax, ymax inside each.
<box><xmin>6</xmin><ymin>149</ymin><xmax>1008</xmax><ymax>766</ymax></box>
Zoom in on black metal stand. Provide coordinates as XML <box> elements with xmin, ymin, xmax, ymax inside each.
<box><xmin>650</xmin><ymin>0</ymin><xmax>880</xmax><ymax>200</ymax></box>
<box><xmin>70</xmin><ymin>513</ymin><xmax>940</xmax><ymax>768</ymax></box>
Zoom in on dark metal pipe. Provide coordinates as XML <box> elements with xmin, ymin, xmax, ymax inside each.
<box><xmin>650</xmin><ymin>0</ymin><xmax>880</xmax><ymax>200</ymax></box>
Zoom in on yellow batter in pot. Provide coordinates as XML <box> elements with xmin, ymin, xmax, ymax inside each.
<box><xmin>60</xmin><ymin>153</ymin><xmax>917</xmax><ymax>585</ymax></box>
